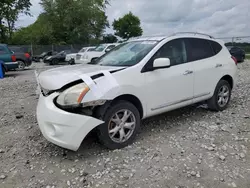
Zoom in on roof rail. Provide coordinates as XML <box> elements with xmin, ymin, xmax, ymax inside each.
<box><xmin>170</xmin><ymin>32</ymin><xmax>214</xmax><ymax>39</ymax></box>
<box><xmin>128</xmin><ymin>34</ymin><xmax>168</xmax><ymax>40</ymax></box>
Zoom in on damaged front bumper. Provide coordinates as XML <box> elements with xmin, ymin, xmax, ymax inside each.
<box><xmin>36</xmin><ymin>93</ymin><xmax>104</xmax><ymax>151</ymax></box>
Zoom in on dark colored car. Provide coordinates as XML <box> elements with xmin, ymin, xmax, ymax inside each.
<box><xmin>33</xmin><ymin>51</ymin><xmax>57</xmax><ymax>62</ymax></box>
<box><xmin>0</xmin><ymin>44</ymin><xmax>18</xmax><ymax>76</ymax></box>
<box><xmin>44</xmin><ymin>49</ymin><xmax>78</xmax><ymax>65</ymax></box>
<box><xmin>227</xmin><ymin>46</ymin><xmax>245</xmax><ymax>62</ymax></box>
<box><xmin>9</xmin><ymin>47</ymin><xmax>32</xmax><ymax>70</ymax></box>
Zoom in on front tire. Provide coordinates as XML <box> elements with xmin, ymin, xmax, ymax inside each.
<box><xmin>208</xmin><ymin>80</ymin><xmax>232</xmax><ymax>111</ymax></box>
<box><xmin>97</xmin><ymin>101</ymin><xmax>140</xmax><ymax>150</ymax></box>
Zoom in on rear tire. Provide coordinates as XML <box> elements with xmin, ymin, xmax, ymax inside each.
<box><xmin>207</xmin><ymin>80</ymin><xmax>232</xmax><ymax>111</ymax></box>
<box><xmin>17</xmin><ymin>60</ymin><xmax>25</xmax><ymax>71</ymax></box>
<box><xmin>50</xmin><ymin>59</ymin><xmax>58</xmax><ymax>65</ymax></box>
<box><xmin>97</xmin><ymin>101</ymin><xmax>140</xmax><ymax>150</ymax></box>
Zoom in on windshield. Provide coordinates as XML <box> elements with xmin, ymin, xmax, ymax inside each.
<box><xmin>93</xmin><ymin>41</ymin><xmax>158</xmax><ymax>67</ymax></box>
<box><xmin>41</xmin><ymin>52</ymin><xmax>47</xmax><ymax>56</ymax></box>
<box><xmin>79</xmin><ymin>48</ymin><xmax>86</xmax><ymax>53</ymax></box>
<box><xmin>94</xmin><ymin>45</ymin><xmax>107</xmax><ymax>52</ymax></box>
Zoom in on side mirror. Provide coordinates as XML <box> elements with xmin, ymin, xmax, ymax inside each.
<box><xmin>153</xmin><ymin>58</ymin><xmax>170</xmax><ymax>69</ymax></box>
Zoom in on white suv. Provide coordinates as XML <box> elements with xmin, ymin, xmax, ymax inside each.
<box><xmin>75</xmin><ymin>43</ymin><xmax>119</xmax><ymax>64</ymax></box>
<box><xmin>65</xmin><ymin>46</ymin><xmax>96</xmax><ymax>64</ymax></box>
<box><xmin>36</xmin><ymin>32</ymin><xmax>237</xmax><ymax>151</ymax></box>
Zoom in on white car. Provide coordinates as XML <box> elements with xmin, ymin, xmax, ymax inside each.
<box><xmin>65</xmin><ymin>46</ymin><xmax>96</xmax><ymax>64</ymax></box>
<box><xmin>75</xmin><ymin>43</ymin><xmax>119</xmax><ymax>64</ymax></box>
<box><xmin>36</xmin><ymin>32</ymin><xmax>237</xmax><ymax>151</ymax></box>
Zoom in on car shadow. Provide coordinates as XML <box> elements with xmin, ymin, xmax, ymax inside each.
<box><xmin>34</xmin><ymin>102</ymin><xmax>223</xmax><ymax>161</ymax></box>
<box><xmin>4</xmin><ymin>72</ymin><xmax>23</xmax><ymax>77</ymax></box>
<box><xmin>62</xmin><ymin>104</ymin><xmax>212</xmax><ymax>158</ymax></box>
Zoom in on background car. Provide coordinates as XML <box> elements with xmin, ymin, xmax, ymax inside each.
<box><xmin>227</xmin><ymin>46</ymin><xmax>245</xmax><ymax>62</ymax></box>
<box><xmin>75</xmin><ymin>43</ymin><xmax>119</xmax><ymax>64</ymax></box>
<box><xmin>44</xmin><ymin>49</ymin><xmax>78</xmax><ymax>65</ymax></box>
<box><xmin>9</xmin><ymin>46</ymin><xmax>32</xmax><ymax>70</ymax></box>
<box><xmin>33</xmin><ymin>51</ymin><xmax>57</xmax><ymax>62</ymax></box>
<box><xmin>0</xmin><ymin>44</ymin><xmax>18</xmax><ymax>76</ymax></box>
<box><xmin>65</xmin><ymin>46</ymin><xmax>96</xmax><ymax>64</ymax></box>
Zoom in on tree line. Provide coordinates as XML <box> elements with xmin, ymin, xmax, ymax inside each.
<box><xmin>0</xmin><ymin>0</ymin><xmax>143</xmax><ymax>45</ymax></box>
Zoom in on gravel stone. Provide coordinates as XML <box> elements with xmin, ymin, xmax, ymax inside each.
<box><xmin>0</xmin><ymin>175</ymin><xmax>7</xmax><ymax>179</ymax></box>
<box><xmin>219</xmin><ymin>155</ymin><xmax>226</xmax><ymax>161</ymax></box>
<box><xmin>240</xmin><ymin>153</ymin><xmax>245</xmax><ymax>158</ymax></box>
<box><xmin>0</xmin><ymin>62</ymin><xmax>250</xmax><ymax>187</ymax></box>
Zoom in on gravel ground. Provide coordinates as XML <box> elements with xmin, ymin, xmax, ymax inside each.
<box><xmin>0</xmin><ymin>61</ymin><xmax>250</xmax><ymax>188</ymax></box>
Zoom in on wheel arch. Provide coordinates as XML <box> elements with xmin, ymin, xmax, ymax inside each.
<box><xmin>112</xmin><ymin>94</ymin><xmax>144</xmax><ymax>119</ymax></box>
<box><xmin>220</xmin><ymin>75</ymin><xmax>233</xmax><ymax>89</ymax></box>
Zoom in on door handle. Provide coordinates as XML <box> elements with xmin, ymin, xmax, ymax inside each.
<box><xmin>215</xmin><ymin>64</ymin><xmax>222</xmax><ymax>68</ymax></box>
<box><xmin>183</xmin><ymin>70</ymin><xmax>193</xmax><ymax>75</ymax></box>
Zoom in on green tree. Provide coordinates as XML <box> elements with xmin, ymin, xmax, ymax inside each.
<box><xmin>0</xmin><ymin>0</ymin><xmax>31</xmax><ymax>42</ymax></box>
<box><xmin>112</xmin><ymin>12</ymin><xmax>143</xmax><ymax>40</ymax></box>
<box><xmin>11</xmin><ymin>13</ymin><xmax>54</xmax><ymax>45</ymax></box>
<box><xmin>40</xmin><ymin>0</ymin><xmax>109</xmax><ymax>44</ymax></box>
<box><xmin>102</xmin><ymin>34</ymin><xmax>118</xmax><ymax>43</ymax></box>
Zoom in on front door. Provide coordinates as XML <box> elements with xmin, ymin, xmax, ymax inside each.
<box><xmin>143</xmin><ymin>39</ymin><xmax>194</xmax><ymax>117</ymax></box>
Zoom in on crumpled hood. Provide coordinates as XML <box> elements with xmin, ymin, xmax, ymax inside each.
<box><xmin>37</xmin><ymin>64</ymin><xmax>123</xmax><ymax>90</ymax></box>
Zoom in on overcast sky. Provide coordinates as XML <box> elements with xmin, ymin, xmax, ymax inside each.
<box><xmin>17</xmin><ymin>0</ymin><xmax>250</xmax><ymax>39</ymax></box>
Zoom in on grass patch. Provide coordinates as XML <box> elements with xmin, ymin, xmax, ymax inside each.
<box><xmin>246</xmin><ymin>54</ymin><xmax>250</xmax><ymax>59</ymax></box>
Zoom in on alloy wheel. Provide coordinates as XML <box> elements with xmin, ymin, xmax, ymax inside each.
<box><xmin>108</xmin><ymin>109</ymin><xmax>136</xmax><ymax>143</ymax></box>
<box><xmin>217</xmin><ymin>85</ymin><xmax>230</xmax><ymax>107</ymax></box>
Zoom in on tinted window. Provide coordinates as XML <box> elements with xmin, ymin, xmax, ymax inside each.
<box><xmin>186</xmin><ymin>38</ymin><xmax>214</xmax><ymax>61</ymax></box>
<box><xmin>0</xmin><ymin>46</ymin><xmax>7</xmax><ymax>54</ymax></box>
<box><xmin>153</xmin><ymin>39</ymin><xmax>187</xmax><ymax>66</ymax></box>
<box><xmin>210</xmin><ymin>41</ymin><xmax>222</xmax><ymax>54</ymax></box>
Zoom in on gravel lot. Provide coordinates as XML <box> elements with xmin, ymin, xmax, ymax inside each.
<box><xmin>0</xmin><ymin>61</ymin><xmax>250</xmax><ymax>188</ymax></box>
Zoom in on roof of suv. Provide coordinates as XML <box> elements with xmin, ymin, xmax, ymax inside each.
<box><xmin>128</xmin><ymin>32</ymin><xmax>216</xmax><ymax>42</ymax></box>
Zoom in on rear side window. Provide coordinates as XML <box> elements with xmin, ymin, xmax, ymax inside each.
<box><xmin>210</xmin><ymin>41</ymin><xmax>222</xmax><ymax>54</ymax></box>
<box><xmin>0</xmin><ymin>46</ymin><xmax>7</xmax><ymax>54</ymax></box>
<box><xmin>186</xmin><ymin>38</ymin><xmax>214</xmax><ymax>61</ymax></box>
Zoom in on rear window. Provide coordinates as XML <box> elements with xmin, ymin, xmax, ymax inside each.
<box><xmin>210</xmin><ymin>41</ymin><xmax>222</xmax><ymax>55</ymax></box>
<box><xmin>9</xmin><ymin>47</ymin><xmax>24</xmax><ymax>53</ymax></box>
<box><xmin>0</xmin><ymin>46</ymin><xmax>7</xmax><ymax>54</ymax></box>
<box><xmin>186</xmin><ymin>38</ymin><xmax>214</xmax><ymax>61</ymax></box>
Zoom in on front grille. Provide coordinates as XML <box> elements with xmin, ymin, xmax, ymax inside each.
<box><xmin>76</xmin><ymin>54</ymin><xmax>81</xmax><ymax>60</ymax></box>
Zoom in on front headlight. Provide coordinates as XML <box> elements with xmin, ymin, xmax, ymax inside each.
<box><xmin>56</xmin><ymin>83</ymin><xmax>90</xmax><ymax>106</ymax></box>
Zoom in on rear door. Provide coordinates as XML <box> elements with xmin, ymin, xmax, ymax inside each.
<box><xmin>185</xmin><ymin>38</ymin><xmax>222</xmax><ymax>103</ymax></box>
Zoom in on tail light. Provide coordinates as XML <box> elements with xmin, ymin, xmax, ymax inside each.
<box><xmin>11</xmin><ymin>55</ymin><xmax>16</xmax><ymax>62</ymax></box>
<box><xmin>231</xmin><ymin>56</ymin><xmax>237</xmax><ymax>65</ymax></box>
<box><xmin>25</xmin><ymin>53</ymin><xmax>30</xmax><ymax>58</ymax></box>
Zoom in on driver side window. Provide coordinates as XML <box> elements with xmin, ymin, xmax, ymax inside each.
<box><xmin>153</xmin><ymin>39</ymin><xmax>187</xmax><ymax>66</ymax></box>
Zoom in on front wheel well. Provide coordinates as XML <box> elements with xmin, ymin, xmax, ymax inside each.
<box><xmin>220</xmin><ymin>75</ymin><xmax>233</xmax><ymax>89</ymax></box>
<box><xmin>112</xmin><ymin>94</ymin><xmax>144</xmax><ymax>118</ymax></box>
